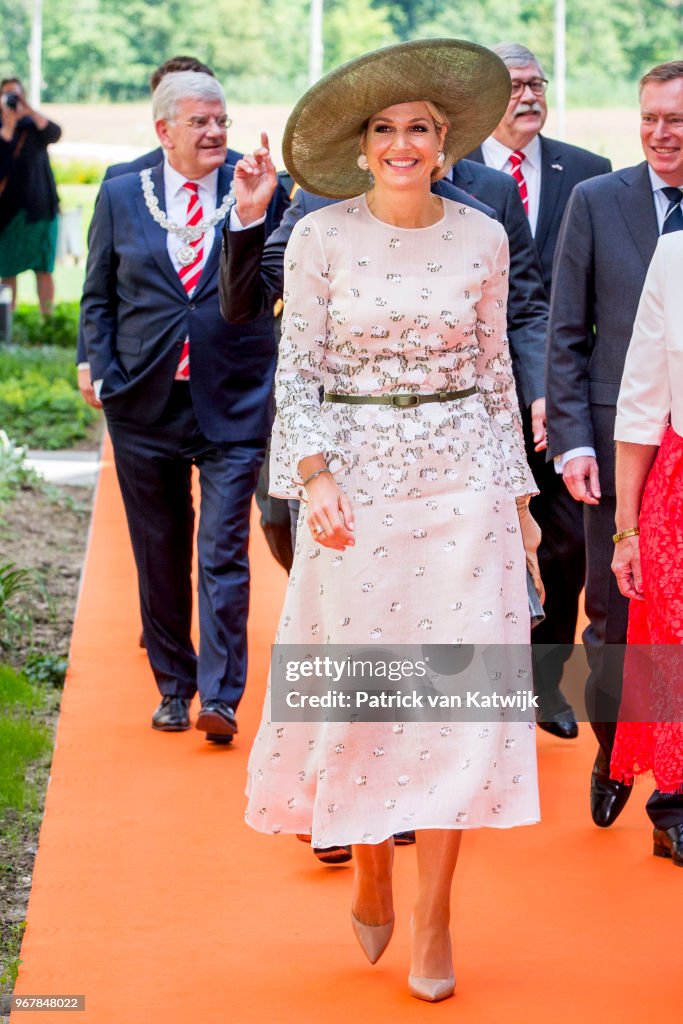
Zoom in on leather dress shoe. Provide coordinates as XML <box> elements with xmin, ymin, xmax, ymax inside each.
<box><xmin>394</xmin><ymin>830</ymin><xmax>416</xmax><ymax>845</ymax></box>
<box><xmin>653</xmin><ymin>824</ymin><xmax>683</xmax><ymax>866</ymax></box>
<box><xmin>195</xmin><ymin>699</ymin><xmax>237</xmax><ymax>736</ymax></box>
<box><xmin>152</xmin><ymin>695</ymin><xmax>190</xmax><ymax>731</ymax></box>
<box><xmin>295</xmin><ymin>833</ymin><xmax>352</xmax><ymax>864</ymax></box>
<box><xmin>205</xmin><ymin>732</ymin><xmax>233</xmax><ymax>745</ymax></box>
<box><xmin>590</xmin><ymin>748</ymin><xmax>633</xmax><ymax>827</ymax></box>
<box><xmin>537</xmin><ymin>707</ymin><xmax>579</xmax><ymax>740</ymax></box>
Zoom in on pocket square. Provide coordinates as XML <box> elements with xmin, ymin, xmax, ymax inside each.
<box><xmin>551</xmin><ymin>163</ymin><xmax>563</xmax><ymax>171</ymax></box>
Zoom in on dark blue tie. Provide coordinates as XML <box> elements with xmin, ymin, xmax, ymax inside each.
<box><xmin>661</xmin><ymin>186</ymin><xmax>683</xmax><ymax>234</ymax></box>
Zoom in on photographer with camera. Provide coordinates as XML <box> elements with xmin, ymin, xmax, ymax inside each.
<box><xmin>0</xmin><ymin>76</ymin><xmax>61</xmax><ymax>313</ymax></box>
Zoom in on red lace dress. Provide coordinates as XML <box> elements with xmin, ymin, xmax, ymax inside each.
<box><xmin>610</xmin><ymin>426</ymin><xmax>683</xmax><ymax>794</ymax></box>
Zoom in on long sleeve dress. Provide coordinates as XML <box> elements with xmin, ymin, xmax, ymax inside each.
<box><xmin>245</xmin><ymin>195</ymin><xmax>540</xmax><ymax>847</ymax></box>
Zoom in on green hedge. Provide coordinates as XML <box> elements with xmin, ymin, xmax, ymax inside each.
<box><xmin>0</xmin><ymin>346</ymin><xmax>98</xmax><ymax>450</ymax></box>
<box><xmin>12</xmin><ymin>303</ymin><xmax>79</xmax><ymax>349</ymax></box>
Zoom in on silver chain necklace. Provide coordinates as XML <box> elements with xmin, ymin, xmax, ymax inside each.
<box><xmin>140</xmin><ymin>168</ymin><xmax>236</xmax><ymax>266</ymax></box>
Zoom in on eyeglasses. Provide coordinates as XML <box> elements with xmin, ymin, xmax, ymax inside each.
<box><xmin>509</xmin><ymin>78</ymin><xmax>548</xmax><ymax>98</ymax></box>
<box><xmin>175</xmin><ymin>114</ymin><xmax>232</xmax><ymax>131</ymax></box>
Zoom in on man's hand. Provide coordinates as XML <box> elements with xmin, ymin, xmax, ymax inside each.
<box><xmin>233</xmin><ymin>132</ymin><xmax>278</xmax><ymax>226</ymax></box>
<box><xmin>562</xmin><ymin>455</ymin><xmax>601</xmax><ymax>504</ymax></box>
<box><xmin>78</xmin><ymin>366</ymin><xmax>102</xmax><ymax>409</ymax></box>
<box><xmin>530</xmin><ymin>397</ymin><xmax>547</xmax><ymax>452</ymax></box>
<box><xmin>612</xmin><ymin>534</ymin><xmax>644</xmax><ymax>600</ymax></box>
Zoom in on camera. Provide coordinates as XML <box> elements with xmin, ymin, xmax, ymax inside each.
<box><xmin>2</xmin><ymin>93</ymin><xmax>20</xmax><ymax>110</ymax></box>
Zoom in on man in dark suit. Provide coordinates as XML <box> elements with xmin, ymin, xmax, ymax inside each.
<box><xmin>466</xmin><ymin>42</ymin><xmax>612</xmax><ymax>739</ymax></box>
<box><xmin>547</xmin><ymin>60</ymin><xmax>683</xmax><ymax>847</ymax></box>
<box><xmin>81</xmin><ymin>71</ymin><xmax>279</xmax><ymax>741</ymax></box>
<box><xmin>77</xmin><ymin>55</ymin><xmax>287</xmax><ymax>407</ymax></box>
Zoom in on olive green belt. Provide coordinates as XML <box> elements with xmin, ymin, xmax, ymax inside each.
<box><xmin>323</xmin><ymin>385</ymin><xmax>477</xmax><ymax>408</ymax></box>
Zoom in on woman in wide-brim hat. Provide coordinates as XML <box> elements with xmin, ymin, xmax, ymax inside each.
<box><xmin>240</xmin><ymin>39</ymin><xmax>542</xmax><ymax>1003</ymax></box>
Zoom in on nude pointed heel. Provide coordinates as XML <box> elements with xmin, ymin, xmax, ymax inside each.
<box><xmin>350</xmin><ymin>910</ymin><xmax>395</xmax><ymax>964</ymax></box>
<box><xmin>408</xmin><ymin>974</ymin><xmax>456</xmax><ymax>1002</ymax></box>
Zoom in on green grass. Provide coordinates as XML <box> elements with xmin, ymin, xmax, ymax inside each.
<box><xmin>0</xmin><ymin>665</ymin><xmax>51</xmax><ymax>816</ymax></box>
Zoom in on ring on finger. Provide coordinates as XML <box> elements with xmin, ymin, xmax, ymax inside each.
<box><xmin>313</xmin><ymin>524</ymin><xmax>324</xmax><ymax>535</ymax></box>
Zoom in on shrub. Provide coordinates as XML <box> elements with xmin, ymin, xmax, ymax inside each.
<box><xmin>0</xmin><ymin>432</ymin><xmax>40</xmax><ymax>504</ymax></box>
<box><xmin>12</xmin><ymin>303</ymin><xmax>80</xmax><ymax>349</ymax></box>
<box><xmin>52</xmin><ymin>158</ymin><xmax>105</xmax><ymax>185</ymax></box>
<box><xmin>0</xmin><ymin>345</ymin><xmax>98</xmax><ymax>450</ymax></box>
<box><xmin>22</xmin><ymin>653</ymin><xmax>67</xmax><ymax>689</ymax></box>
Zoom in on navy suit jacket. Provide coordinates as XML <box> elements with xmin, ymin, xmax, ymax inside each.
<box><xmin>221</xmin><ymin>174</ymin><xmax>547</xmax><ymax>406</ymax></box>
<box><xmin>545</xmin><ymin>162</ymin><xmax>659</xmax><ymax>494</ymax></box>
<box><xmin>81</xmin><ymin>160</ymin><xmax>278</xmax><ymax>443</ymax></box>
<box><xmin>466</xmin><ymin>136</ymin><xmax>611</xmax><ymax>296</ymax></box>
<box><xmin>451</xmin><ymin>160</ymin><xmax>547</xmax><ymax>404</ymax></box>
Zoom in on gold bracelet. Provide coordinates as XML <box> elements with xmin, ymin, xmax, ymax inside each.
<box><xmin>302</xmin><ymin>467</ymin><xmax>331</xmax><ymax>487</ymax></box>
<box><xmin>612</xmin><ymin>527</ymin><xmax>640</xmax><ymax>544</ymax></box>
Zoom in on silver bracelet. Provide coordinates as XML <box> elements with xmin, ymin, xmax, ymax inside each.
<box><xmin>302</xmin><ymin>467</ymin><xmax>331</xmax><ymax>487</ymax></box>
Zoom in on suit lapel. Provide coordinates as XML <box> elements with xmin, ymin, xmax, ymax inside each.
<box><xmin>615</xmin><ymin>162</ymin><xmax>659</xmax><ymax>269</ymax></box>
<box><xmin>450</xmin><ymin>160</ymin><xmax>475</xmax><ymax>194</ymax></box>
<box><xmin>465</xmin><ymin>145</ymin><xmax>485</xmax><ymax>165</ymax></box>
<box><xmin>535</xmin><ymin>136</ymin><xmax>564</xmax><ymax>253</ymax></box>
<box><xmin>194</xmin><ymin>163</ymin><xmax>234</xmax><ymax>298</ymax></box>
<box><xmin>135</xmin><ymin>162</ymin><xmax>187</xmax><ymax>298</ymax></box>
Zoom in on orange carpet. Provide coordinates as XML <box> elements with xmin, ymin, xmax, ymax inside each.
<box><xmin>11</xmin><ymin>437</ymin><xmax>683</xmax><ymax>1023</ymax></box>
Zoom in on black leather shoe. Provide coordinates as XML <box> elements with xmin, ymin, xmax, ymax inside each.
<box><xmin>314</xmin><ymin>845</ymin><xmax>352</xmax><ymax>865</ymax></box>
<box><xmin>590</xmin><ymin>748</ymin><xmax>633</xmax><ymax>827</ymax></box>
<box><xmin>394</xmin><ymin>831</ymin><xmax>416</xmax><ymax>845</ymax></box>
<box><xmin>205</xmin><ymin>732</ymin><xmax>233</xmax><ymax>745</ymax></box>
<box><xmin>196</xmin><ymin>699</ymin><xmax>238</xmax><ymax>736</ymax></box>
<box><xmin>537</xmin><ymin>707</ymin><xmax>579</xmax><ymax>740</ymax></box>
<box><xmin>653</xmin><ymin>825</ymin><xmax>683</xmax><ymax>866</ymax></box>
<box><xmin>152</xmin><ymin>695</ymin><xmax>190</xmax><ymax>731</ymax></box>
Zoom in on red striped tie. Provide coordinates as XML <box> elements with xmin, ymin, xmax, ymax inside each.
<box><xmin>175</xmin><ymin>181</ymin><xmax>204</xmax><ymax>380</ymax></box>
<box><xmin>508</xmin><ymin>150</ymin><xmax>528</xmax><ymax>216</ymax></box>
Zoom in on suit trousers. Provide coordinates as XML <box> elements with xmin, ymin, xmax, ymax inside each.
<box><xmin>523</xmin><ymin>411</ymin><xmax>586</xmax><ymax>708</ymax></box>
<box><xmin>583</xmin><ymin>499</ymin><xmax>682</xmax><ymax>826</ymax></box>
<box><xmin>105</xmin><ymin>383</ymin><xmax>266</xmax><ymax>709</ymax></box>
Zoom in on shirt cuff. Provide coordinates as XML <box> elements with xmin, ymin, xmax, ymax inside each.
<box><xmin>554</xmin><ymin>446</ymin><xmax>596</xmax><ymax>473</ymax></box>
<box><xmin>229</xmin><ymin>208</ymin><xmax>266</xmax><ymax>231</ymax></box>
<box><xmin>77</xmin><ymin>362</ymin><xmax>90</xmax><ymax>371</ymax></box>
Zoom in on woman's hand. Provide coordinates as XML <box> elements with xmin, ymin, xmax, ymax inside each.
<box><xmin>612</xmin><ymin>534</ymin><xmax>644</xmax><ymax>600</ymax></box>
<box><xmin>233</xmin><ymin>132</ymin><xmax>278</xmax><ymax>226</ymax></box>
<box><xmin>305</xmin><ymin>473</ymin><xmax>355</xmax><ymax>551</ymax></box>
<box><xmin>516</xmin><ymin>498</ymin><xmax>545</xmax><ymax>605</ymax></box>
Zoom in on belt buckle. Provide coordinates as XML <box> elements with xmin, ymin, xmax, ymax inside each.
<box><xmin>391</xmin><ymin>394</ymin><xmax>419</xmax><ymax>408</ymax></box>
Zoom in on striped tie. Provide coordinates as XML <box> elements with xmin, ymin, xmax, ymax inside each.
<box><xmin>175</xmin><ymin>181</ymin><xmax>204</xmax><ymax>380</ymax></box>
<box><xmin>508</xmin><ymin>150</ymin><xmax>529</xmax><ymax>216</ymax></box>
<box><xmin>661</xmin><ymin>186</ymin><xmax>683</xmax><ymax>234</ymax></box>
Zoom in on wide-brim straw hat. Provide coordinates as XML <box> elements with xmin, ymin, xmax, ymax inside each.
<box><xmin>282</xmin><ymin>38</ymin><xmax>511</xmax><ymax>199</ymax></box>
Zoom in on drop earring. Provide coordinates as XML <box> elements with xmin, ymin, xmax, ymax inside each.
<box><xmin>357</xmin><ymin>154</ymin><xmax>370</xmax><ymax>171</ymax></box>
<box><xmin>437</xmin><ymin>151</ymin><xmax>445</xmax><ymax>166</ymax></box>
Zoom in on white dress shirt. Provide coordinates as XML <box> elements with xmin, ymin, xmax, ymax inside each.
<box><xmin>481</xmin><ymin>134</ymin><xmax>542</xmax><ymax>236</ymax></box>
<box><xmin>163</xmin><ymin>158</ymin><xmax>218</xmax><ymax>275</ymax></box>
<box><xmin>615</xmin><ymin>232</ymin><xmax>683</xmax><ymax>444</ymax></box>
<box><xmin>648</xmin><ymin>164</ymin><xmax>683</xmax><ymax>232</ymax></box>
